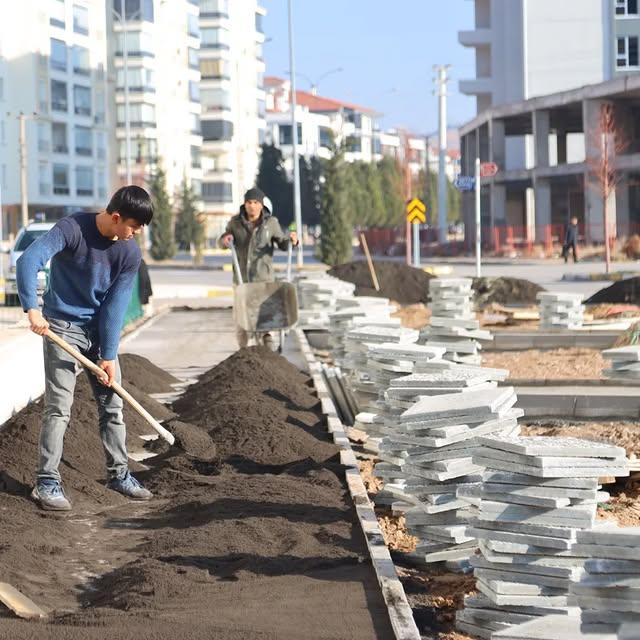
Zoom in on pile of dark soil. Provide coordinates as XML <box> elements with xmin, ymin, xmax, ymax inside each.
<box><xmin>472</xmin><ymin>276</ymin><xmax>545</xmax><ymax>307</ymax></box>
<box><xmin>0</xmin><ymin>347</ymin><xmax>393</xmax><ymax>639</ymax></box>
<box><xmin>119</xmin><ymin>352</ymin><xmax>180</xmax><ymax>393</ymax></box>
<box><xmin>586</xmin><ymin>277</ymin><xmax>640</xmax><ymax>305</ymax></box>
<box><xmin>329</xmin><ymin>260</ymin><xmax>435</xmax><ymax>304</ymax></box>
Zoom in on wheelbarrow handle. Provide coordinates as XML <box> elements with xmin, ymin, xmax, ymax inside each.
<box><xmin>286</xmin><ymin>239</ymin><xmax>293</xmax><ymax>283</ymax></box>
<box><xmin>229</xmin><ymin>240</ymin><xmax>244</xmax><ymax>285</ymax></box>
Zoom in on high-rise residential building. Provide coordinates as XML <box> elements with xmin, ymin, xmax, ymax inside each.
<box><xmin>0</xmin><ymin>0</ymin><xmax>110</xmax><ymax>236</ymax></box>
<box><xmin>198</xmin><ymin>0</ymin><xmax>266</xmax><ymax>242</ymax></box>
<box><xmin>106</xmin><ymin>0</ymin><xmax>203</xmax><ymax>201</ymax></box>
<box><xmin>459</xmin><ymin>0</ymin><xmax>640</xmax><ymax>115</ymax></box>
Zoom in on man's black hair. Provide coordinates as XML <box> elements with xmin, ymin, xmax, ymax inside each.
<box><xmin>106</xmin><ymin>186</ymin><xmax>154</xmax><ymax>225</ymax></box>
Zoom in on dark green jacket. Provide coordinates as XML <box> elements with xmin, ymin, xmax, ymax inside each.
<box><xmin>219</xmin><ymin>205</ymin><xmax>289</xmax><ymax>284</ymax></box>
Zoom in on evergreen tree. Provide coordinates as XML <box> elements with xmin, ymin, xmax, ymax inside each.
<box><xmin>378</xmin><ymin>157</ymin><xmax>405</xmax><ymax>226</ymax></box>
<box><xmin>364</xmin><ymin>162</ymin><xmax>386</xmax><ymax>226</ymax></box>
<box><xmin>149</xmin><ymin>166</ymin><xmax>176</xmax><ymax>261</ymax></box>
<box><xmin>343</xmin><ymin>161</ymin><xmax>368</xmax><ymax>225</ymax></box>
<box><xmin>256</xmin><ymin>143</ymin><xmax>293</xmax><ymax>225</ymax></box>
<box><xmin>320</xmin><ymin>145</ymin><xmax>352</xmax><ymax>265</ymax></box>
<box><xmin>174</xmin><ymin>178</ymin><xmax>199</xmax><ymax>251</ymax></box>
<box><xmin>299</xmin><ymin>156</ymin><xmax>323</xmax><ymax>227</ymax></box>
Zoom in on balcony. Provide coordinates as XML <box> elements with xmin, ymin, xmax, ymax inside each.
<box><xmin>459</xmin><ymin>77</ymin><xmax>493</xmax><ymax>96</ymax></box>
<box><xmin>458</xmin><ymin>28</ymin><xmax>492</xmax><ymax>47</ymax></box>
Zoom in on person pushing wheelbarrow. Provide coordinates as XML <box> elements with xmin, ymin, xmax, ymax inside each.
<box><xmin>219</xmin><ymin>187</ymin><xmax>298</xmax><ymax>350</ymax></box>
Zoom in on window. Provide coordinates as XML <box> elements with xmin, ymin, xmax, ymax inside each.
<box><xmin>319</xmin><ymin>126</ymin><xmax>332</xmax><ymax>148</ymax></box>
<box><xmin>345</xmin><ymin>110</ymin><xmax>362</xmax><ymax>128</ymax></box>
<box><xmin>191</xmin><ymin>145</ymin><xmax>201</xmax><ymax>168</ymax></box>
<box><xmin>200</xmin><ymin>58</ymin><xmax>229</xmax><ymax>79</ymax></box>
<box><xmin>72</xmin><ymin>45</ymin><xmax>90</xmax><ymax>75</ymax></box>
<box><xmin>278</xmin><ymin>124</ymin><xmax>302</xmax><ymax>146</ymax></box>
<box><xmin>617</xmin><ymin>36</ymin><xmax>640</xmax><ymax>68</ymax></box>
<box><xmin>347</xmin><ymin>135</ymin><xmax>362</xmax><ymax>153</ymax></box>
<box><xmin>97</xmin><ymin>169</ymin><xmax>106</xmax><ymax>199</ymax></box>
<box><xmin>257</xmin><ymin>98</ymin><xmax>265</xmax><ymax>118</ymax></box>
<box><xmin>51</xmin><ymin>0</ymin><xmax>66</xmax><ymax>28</ymax></box>
<box><xmin>38</xmin><ymin>78</ymin><xmax>48</xmax><ymax>113</ymax></box>
<box><xmin>75</xmin><ymin>126</ymin><xmax>92</xmax><ymax>156</ymax></box>
<box><xmin>73</xmin><ymin>85</ymin><xmax>91</xmax><ymax>115</ymax></box>
<box><xmin>189</xmin><ymin>112</ymin><xmax>200</xmax><ymax>134</ymax></box>
<box><xmin>37</xmin><ymin>122</ymin><xmax>49</xmax><ymax>152</ymax></box>
<box><xmin>113</xmin><ymin>0</ymin><xmax>154</xmax><ymax>22</ymax></box>
<box><xmin>189</xmin><ymin>80</ymin><xmax>200</xmax><ymax>102</ymax></box>
<box><xmin>119</xmin><ymin>137</ymin><xmax>157</xmax><ymax>163</ymax></box>
<box><xmin>50</xmin><ymin>38</ymin><xmax>67</xmax><ymax>70</ymax></box>
<box><xmin>39</xmin><ymin>162</ymin><xmax>50</xmax><ymax>196</ymax></box>
<box><xmin>201</xmin><ymin>27</ymin><xmax>229</xmax><ymax>49</ymax></box>
<box><xmin>95</xmin><ymin>88</ymin><xmax>105</xmax><ymax>124</ymax></box>
<box><xmin>201</xmin><ymin>120</ymin><xmax>233</xmax><ymax>141</ymax></box>
<box><xmin>116</xmin><ymin>31</ymin><xmax>154</xmax><ymax>56</ymax></box>
<box><xmin>116</xmin><ymin>67</ymin><xmax>155</xmax><ymax>91</ymax></box>
<box><xmin>76</xmin><ymin>166</ymin><xmax>93</xmax><ymax>196</ymax></box>
<box><xmin>116</xmin><ymin>103</ymin><xmax>156</xmax><ymax>126</ymax></box>
<box><xmin>187</xmin><ymin>13</ymin><xmax>199</xmax><ymax>37</ymax></box>
<box><xmin>255</xmin><ymin>12</ymin><xmax>263</xmax><ymax>34</ymax></box>
<box><xmin>201</xmin><ymin>87</ymin><xmax>231</xmax><ymax>111</ymax></box>
<box><xmin>200</xmin><ymin>0</ymin><xmax>228</xmax><ymax>16</ymax></box>
<box><xmin>53</xmin><ymin>163</ymin><xmax>69</xmax><ymax>194</ymax></box>
<box><xmin>188</xmin><ymin>47</ymin><xmax>199</xmax><ymax>69</ymax></box>
<box><xmin>616</xmin><ymin>0</ymin><xmax>639</xmax><ymax>15</ymax></box>
<box><xmin>73</xmin><ymin>4</ymin><xmax>89</xmax><ymax>34</ymax></box>
<box><xmin>51</xmin><ymin>79</ymin><xmax>67</xmax><ymax>111</ymax></box>
<box><xmin>202</xmin><ymin>182</ymin><xmax>232</xmax><ymax>202</ymax></box>
<box><xmin>52</xmin><ymin>122</ymin><xmax>68</xmax><ymax>153</ymax></box>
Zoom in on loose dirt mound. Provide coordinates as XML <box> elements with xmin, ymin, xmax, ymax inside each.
<box><xmin>119</xmin><ymin>352</ymin><xmax>180</xmax><ymax>393</ymax></box>
<box><xmin>587</xmin><ymin>277</ymin><xmax>640</xmax><ymax>305</ymax></box>
<box><xmin>329</xmin><ymin>260</ymin><xmax>435</xmax><ymax>304</ymax></box>
<box><xmin>0</xmin><ymin>347</ymin><xmax>393</xmax><ymax>639</ymax></box>
<box><xmin>472</xmin><ymin>277</ymin><xmax>545</xmax><ymax>307</ymax></box>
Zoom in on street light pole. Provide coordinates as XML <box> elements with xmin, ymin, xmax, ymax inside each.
<box><xmin>19</xmin><ymin>113</ymin><xmax>29</xmax><ymax>229</ymax></box>
<box><xmin>119</xmin><ymin>0</ymin><xmax>132</xmax><ymax>185</ymax></box>
<box><xmin>287</xmin><ymin>0</ymin><xmax>303</xmax><ymax>266</ymax></box>
<box><xmin>434</xmin><ymin>64</ymin><xmax>450</xmax><ymax>245</ymax></box>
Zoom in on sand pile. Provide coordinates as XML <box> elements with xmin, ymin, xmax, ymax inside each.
<box><xmin>329</xmin><ymin>260</ymin><xmax>435</xmax><ymax>304</ymax></box>
<box><xmin>0</xmin><ymin>348</ymin><xmax>393</xmax><ymax>639</ymax></box>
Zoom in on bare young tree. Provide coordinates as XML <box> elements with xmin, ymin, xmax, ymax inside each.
<box><xmin>587</xmin><ymin>102</ymin><xmax>629</xmax><ymax>273</ymax></box>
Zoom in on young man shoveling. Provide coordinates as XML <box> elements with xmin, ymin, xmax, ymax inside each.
<box><xmin>219</xmin><ymin>187</ymin><xmax>298</xmax><ymax>349</ymax></box>
<box><xmin>17</xmin><ymin>186</ymin><xmax>154</xmax><ymax>511</ymax></box>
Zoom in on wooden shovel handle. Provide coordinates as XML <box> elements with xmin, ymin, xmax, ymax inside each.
<box><xmin>44</xmin><ymin>330</ymin><xmax>175</xmax><ymax>445</ymax></box>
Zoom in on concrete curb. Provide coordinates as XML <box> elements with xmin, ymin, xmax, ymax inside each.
<box><xmin>506</xmin><ymin>378</ymin><xmax>640</xmax><ymax>387</ymax></box>
<box><xmin>488</xmin><ymin>331</ymin><xmax>619</xmax><ymax>351</ymax></box>
<box><xmin>294</xmin><ymin>328</ymin><xmax>422</xmax><ymax>640</ymax></box>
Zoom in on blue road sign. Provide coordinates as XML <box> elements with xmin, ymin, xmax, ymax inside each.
<box><xmin>454</xmin><ymin>176</ymin><xmax>476</xmax><ymax>192</ymax></box>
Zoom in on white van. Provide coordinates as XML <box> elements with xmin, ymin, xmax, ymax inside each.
<box><xmin>5</xmin><ymin>221</ymin><xmax>55</xmax><ymax>306</ymax></box>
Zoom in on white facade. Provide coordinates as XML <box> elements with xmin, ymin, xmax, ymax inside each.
<box><xmin>0</xmin><ymin>0</ymin><xmax>110</xmax><ymax>235</ymax></box>
<box><xmin>460</xmin><ymin>0</ymin><xmax>640</xmax><ymax>114</ymax></box>
<box><xmin>107</xmin><ymin>0</ymin><xmax>203</xmax><ymax>202</ymax></box>
<box><xmin>199</xmin><ymin>0</ymin><xmax>266</xmax><ymax>242</ymax></box>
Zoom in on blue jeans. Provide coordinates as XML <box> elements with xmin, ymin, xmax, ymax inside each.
<box><xmin>39</xmin><ymin>318</ymin><xmax>128</xmax><ymax>482</ymax></box>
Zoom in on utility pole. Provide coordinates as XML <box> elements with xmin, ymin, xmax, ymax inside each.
<box><xmin>119</xmin><ymin>0</ymin><xmax>132</xmax><ymax>185</ymax></box>
<box><xmin>287</xmin><ymin>0</ymin><xmax>303</xmax><ymax>266</ymax></box>
<box><xmin>434</xmin><ymin>64</ymin><xmax>450</xmax><ymax>244</ymax></box>
<box><xmin>11</xmin><ymin>111</ymin><xmax>39</xmax><ymax>230</ymax></box>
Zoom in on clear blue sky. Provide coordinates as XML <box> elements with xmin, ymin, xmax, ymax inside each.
<box><xmin>262</xmin><ymin>0</ymin><xmax>477</xmax><ymax>135</ymax></box>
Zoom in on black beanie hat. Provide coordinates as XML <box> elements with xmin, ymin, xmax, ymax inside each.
<box><xmin>244</xmin><ymin>187</ymin><xmax>265</xmax><ymax>204</ymax></box>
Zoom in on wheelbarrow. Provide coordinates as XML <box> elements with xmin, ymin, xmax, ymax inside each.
<box><xmin>230</xmin><ymin>240</ymin><xmax>298</xmax><ymax>353</ymax></box>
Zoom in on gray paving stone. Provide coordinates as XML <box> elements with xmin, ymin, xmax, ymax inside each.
<box><xmin>491</xmin><ymin>615</ymin><xmax>617</xmax><ymax>640</ymax></box>
<box><xmin>476</xmin><ymin>447</ymin><xmax>626</xmax><ymax>469</ymax></box>
<box><xmin>467</xmin><ymin>526</ymin><xmax>575</xmax><ymax>550</ymax></box>
<box><xmin>470</xmin><ymin>518</ymin><xmax>578</xmax><ymax>540</ymax></box>
<box><xmin>482</xmin><ymin>471</ymin><xmax>600</xmax><ymax>490</ymax></box>
<box><xmin>619</xmin><ymin>623</ymin><xmax>640</xmax><ymax>639</ymax></box>
<box><xmin>576</xmin><ymin>527</ymin><xmax>640</xmax><ymax>547</ymax></box>
<box><xmin>471</xmin><ymin>556</ymin><xmax>583</xmax><ymax>579</ymax></box>
<box><xmin>479</xmin><ymin>500</ymin><xmax>596</xmax><ymax>528</ymax></box>
<box><xmin>476</xmin><ymin>579</ymin><xmax>570</xmax><ymax>607</ymax></box>
<box><xmin>481</xmin><ymin>483</ymin><xmax>598</xmax><ymax>501</ymax></box>
<box><xmin>473</xmin><ymin>455</ymin><xmax>629</xmax><ymax>479</ymax></box>
<box><xmin>477</xmin><ymin>435</ymin><xmax>626</xmax><ymax>460</ymax></box>
<box><xmin>475</xmin><ymin>567</ymin><xmax>570</xmax><ymax>590</ymax></box>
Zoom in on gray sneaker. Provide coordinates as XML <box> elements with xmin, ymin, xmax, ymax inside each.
<box><xmin>31</xmin><ymin>480</ymin><xmax>72</xmax><ymax>511</ymax></box>
<box><xmin>107</xmin><ymin>471</ymin><xmax>152</xmax><ymax>501</ymax></box>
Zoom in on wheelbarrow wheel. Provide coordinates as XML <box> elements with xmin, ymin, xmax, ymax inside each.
<box><xmin>278</xmin><ymin>329</ymin><xmax>285</xmax><ymax>354</ymax></box>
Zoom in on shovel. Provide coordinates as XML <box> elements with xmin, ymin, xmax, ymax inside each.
<box><xmin>44</xmin><ymin>330</ymin><xmax>175</xmax><ymax>445</ymax></box>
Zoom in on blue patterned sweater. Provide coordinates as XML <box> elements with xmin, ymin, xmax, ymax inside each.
<box><xmin>17</xmin><ymin>212</ymin><xmax>141</xmax><ymax>360</ymax></box>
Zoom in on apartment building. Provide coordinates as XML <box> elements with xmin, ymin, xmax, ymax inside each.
<box><xmin>198</xmin><ymin>0</ymin><xmax>266</xmax><ymax>241</ymax></box>
<box><xmin>0</xmin><ymin>0</ymin><xmax>110</xmax><ymax>236</ymax></box>
<box><xmin>106</xmin><ymin>0</ymin><xmax>203</xmax><ymax>202</ymax></box>
<box><xmin>459</xmin><ymin>0</ymin><xmax>640</xmax><ymax>114</ymax></box>
<box><xmin>264</xmin><ymin>76</ymin><xmax>379</xmax><ymax>172</ymax></box>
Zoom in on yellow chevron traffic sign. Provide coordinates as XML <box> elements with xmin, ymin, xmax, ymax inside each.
<box><xmin>406</xmin><ymin>197</ymin><xmax>426</xmax><ymax>224</ymax></box>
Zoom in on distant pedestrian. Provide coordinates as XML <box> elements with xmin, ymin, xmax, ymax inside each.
<box><xmin>562</xmin><ymin>216</ymin><xmax>579</xmax><ymax>263</ymax></box>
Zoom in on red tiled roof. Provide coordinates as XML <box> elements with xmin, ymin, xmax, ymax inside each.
<box><xmin>295</xmin><ymin>90</ymin><xmax>377</xmax><ymax>115</ymax></box>
<box><xmin>264</xmin><ymin>76</ymin><xmax>286</xmax><ymax>87</ymax></box>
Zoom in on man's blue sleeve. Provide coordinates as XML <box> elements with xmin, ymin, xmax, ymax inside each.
<box><xmin>16</xmin><ymin>225</ymin><xmax>70</xmax><ymax>312</ymax></box>
<box><xmin>98</xmin><ymin>259</ymin><xmax>140</xmax><ymax>360</ymax></box>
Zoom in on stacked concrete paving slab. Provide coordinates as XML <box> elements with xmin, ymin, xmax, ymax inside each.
<box><xmin>296</xmin><ymin>275</ymin><xmax>355</xmax><ymax>329</ymax></box>
<box><xmin>420</xmin><ymin>278</ymin><xmax>491</xmax><ymax>365</ymax></box>
<box><xmin>455</xmin><ymin>435</ymin><xmax>629</xmax><ymax>639</ymax></box>
<box><xmin>537</xmin><ymin>293</ymin><xmax>585</xmax><ymax>331</ymax></box>
<box><xmin>378</xmin><ymin>386</ymin><xmax>522</xmax><ymax>563</ymax></box>
<box><xmin>602</xmin><ymin>345</ymin><xmax>640</xmax><ymax>381</ymax></box>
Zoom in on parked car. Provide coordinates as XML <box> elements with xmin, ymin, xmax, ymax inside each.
<box><xmin>5</xmin><ymin>221</ymin><xmax>55</xmax><ymax>306</ymax></box>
